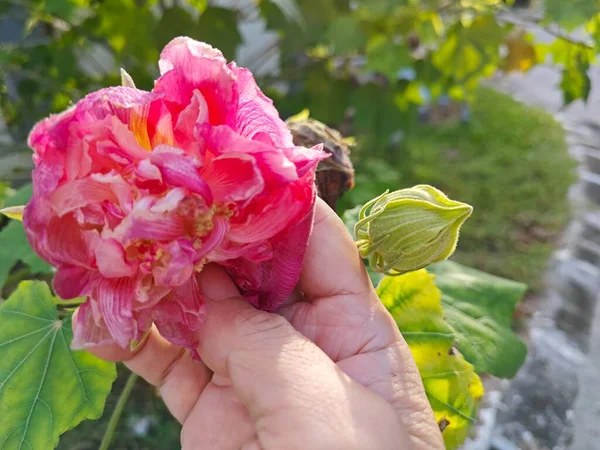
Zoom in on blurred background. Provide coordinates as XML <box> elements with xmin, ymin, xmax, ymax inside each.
<box><xmin>1</xmin><ymin>0</ymin><xmax>600</xmax><ymax>448</ymax></box>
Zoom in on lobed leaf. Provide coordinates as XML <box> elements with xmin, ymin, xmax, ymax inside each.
<box><xmin>0</xmin><ymin>281</ymin><xmax>116</xmax><ymax>450</ymax></box>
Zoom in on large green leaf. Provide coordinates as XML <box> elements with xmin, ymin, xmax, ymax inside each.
<box><xmin>0</xmin><ymin>281</ymin><xmax>116</xmax><ymax>449</ymax></box>
<box><xmin>377</xmin><ymin>270</ymin><xmax>483</xmax><ymax>450</ymax></box>
<box><xmin>429</xmin><ymin>260</ymin><xmax>527</xmax><ymax>378</ymax></box>
<box><xmin>545</xmin><ymin>0</ymin><xmax>600</xmax><ymax>31</ymax></box>
<box><xmin>0</xmin><ymin>185</ymin><xmax>52</xmax><ymax>289</ymax></box>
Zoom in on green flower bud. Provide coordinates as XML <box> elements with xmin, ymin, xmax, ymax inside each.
<box><xmin>355</xmin><ymin>185</ymin><xmax>472</xmax><ymax>276</ymax></box>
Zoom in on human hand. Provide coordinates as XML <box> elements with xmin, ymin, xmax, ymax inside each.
<box><xmin>87</xmin><ymin>198</ymin><xmax>444</xmax><ymax>450</ymax></box>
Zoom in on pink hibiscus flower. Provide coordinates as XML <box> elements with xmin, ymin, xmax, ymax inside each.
<box><xmin>24</xmin><ymin>37</ymin><xmax>326</xmax><ymax>351</ymax></box>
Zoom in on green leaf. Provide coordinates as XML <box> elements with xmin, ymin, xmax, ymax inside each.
<box><xmin>187</xmin><ymin>0</ymin><xmax>207</xmax><ymax>13</ymax></box>
<box><xmin>560</xmin><ymin>51</ymin><xmax>592</xmax><ymax>104</ymax></box>
<box><xmin>545</xmin><ymin>0</ymin><xmax>600</xmax><ymax>31</ymax></box>
<box><xmin>432</xmin><ymin>17</ymin><xmax>506</xmax><ymax>85</ymax></box>
<box><xmin>377</xmin><ymin>270</ymin><xmax>483</xmax><ymax>450</ymax></box>
<box><xmin>363</xmin><ymin>35</ymin><xmax>412</xmax><ymax>80</ymax></box>
<box><xmin>326</xmin><ymin>15</ymin><xmax>366</xmax><ymax>55</ymax></box>
<box><xmin>195</xmin><ymin>7</ymin><xmax>242</xmax><ymax>60</ymax></box>
<box><xmin>0</xmin><ymin>185</ymin><xmax>52</xmax><ymax>289</ymax></box>
<box><xmin>429</xmin><ymin>260</ymin><xmax>527</xmax><ymax>378</ymax></box>
<box><xmin>0</xmin><ymin>281</ymin><xmax>117</xmax><ymax>449</ymax></box>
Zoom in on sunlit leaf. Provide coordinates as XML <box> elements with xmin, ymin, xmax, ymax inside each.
<box><xmin>0</xmin><ymin>281</ymin><xmax>117</xmax><ymax>449</ymax></box>
<box><xmin>561</xmin><ymin>53</ymin><xmax>592</xmax><ymax>104</ymax></box>
<box><xmin>545</xmin><ymin>0</ymin><xmax>600</xmax><ymax>31</ymax></box>
<box><xmin>377</xmin><ymin>270</ymin><xmax>483</xmax><ymax>450</ymax></box>
<box><xmin>429</xmin><ymin>260</ymin><xmax>527</xmax><ymax>378</ymax></box>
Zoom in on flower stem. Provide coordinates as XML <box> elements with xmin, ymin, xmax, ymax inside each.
<box><xmin>53</xmin><ymin>298</ymin><xmax>86</xmax><ymax>306</ymax></box>
<box><xmin>99</xmin><ymin>371</ymin><xmax>139</xmax><ymax>450</ymax></box>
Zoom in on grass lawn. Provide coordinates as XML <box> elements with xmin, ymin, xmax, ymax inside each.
<box><xmin>343</xmin><ymin>86</ymin><xmax>576</xmax><ymax>292</ymax></box>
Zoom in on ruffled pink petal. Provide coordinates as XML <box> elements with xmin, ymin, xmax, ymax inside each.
<box><xmin>71</xmin><ymin>300</ymin><xmax>116</xmax><ymax>350</ymax></box>
<box><xmin>148</xmin><ymin>274</ymin><xmax>206</xmax><ymax>348</ymax></box>
<box><xmin>150</xmin><ymin>187</ymin><xmax>186</xmax><ymax>214</ymax></box>
<box><xmin>95</xmin><ymin>277</ymin><xmax>137</xmax><ymax>348</ymax></box>
<box><xmin>174</xmin><ymin>89</ymin><xmax>209</xmax><ymax>151</ymax></box>
<box><xmin>229</xmin><ymin>65</ymin><xmax>295</xmax><ymax>148</ymax></box>
<box><xmin>201</xmin><ymin>153</ymin><xmax>264</xmax><ymax>204</ymax></box>
<box><xmin>227</xmin><ymin>175</ymin><xmax>313</xmax><ymax>244</ymax></box>
<box><xmin>201</xmin><ymin>125</ymin><xmax>298</xmax><ymax>186</ymax></box>
<box><xmin>153</xmin><ymin>239</ymin><xmax>195</xmax><ymax>287</ymax></box>
<box><xmin>195</xmin><ymin>216</ymin><xmax>229</xmax><ymax>260</ymax></box>
<box><xmin>95</xmin><ymin>238</ymin><xmax>137</xmax><ymax>278</ymax></box>
<box><xmin>89</xmin><ymin>116</ymin><xmax>151</xmax><ymax>163</ymax></box>
<box><xmin>150</xmin><ymin>145</ymin><xmax>213</xmax><ymax>203</ymax></box>
<box><xmin>113</xmin><ymin>206</ymin><xmax>186</xmax><ymax>243</ymax></box>
<box><xmin>155</xmin><ymin>38</ymin><xmax>237</xmax><ymax>126</ymax></box>
<box><xmin>284</xmin><ymin>144</ymin><xmax>328</xmax><ymax>177</ymax></box>
<box><xmin>208</xmin><ymin>240</ymin><xmax>272</xmax><ymax>263</ymax></box>
<box><xmin>50</xmin><ymin>179</ymin><xmax>118</xmax><ymax>217</ymax></box>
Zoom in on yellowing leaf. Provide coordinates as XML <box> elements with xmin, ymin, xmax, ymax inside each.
<box><xmin>377</xmin><ymin>270</ymin><xmax>483</xmax><ymax>450</ymax></box>
<box><xmin>503</xmin><ymin>30</ymin><xmax>537</xmax><ymax>72</ymax></box>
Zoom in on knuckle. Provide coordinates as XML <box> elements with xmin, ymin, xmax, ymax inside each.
<box><xmin>234</xmin><ymin>309</ymin><xmax>293</xmax><ymax>341</ymax></box>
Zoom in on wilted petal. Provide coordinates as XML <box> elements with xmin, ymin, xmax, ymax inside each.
<box><xmin>96</xmin><ymin>277</ymin><xmax>137</xmax><ymax>348</ymax></box>
<box><xmin>114</xmin><ymin>207</ymin><xmax>186</xmax><ymax>243</ymax></box>
<box><xmin>150</xmin><ymin>275</ymin><xmax>206</xmax><ymax>348</ymax></box>
<box><xmin>71</xmin><ymin>300</ymin><xmax>116</xmax><ymax>350</ymax></box>
<box><xmin>153</xmin><ymin>239</ymin><xmax>195</xmax><ymax>287</ymax></box>
<box><xmin>46</xmin><ymin>215</ymin><xmax>99</xmax><ymax>267</ymax></box>
<box><xmin>50</xmin><ymin>179</ymin><xmax>118</xmax><ymax>217</ymax></box>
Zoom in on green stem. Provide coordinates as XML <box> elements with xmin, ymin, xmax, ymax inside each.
<box><xmin>53</xmin><ymin>298</ymin><xmax>86</xmax><ymax>306</ymax></box>
<box><xmin>99</xmin><ymin>371</ymin><xmax>139</xmax><ymax>450</ymax></box>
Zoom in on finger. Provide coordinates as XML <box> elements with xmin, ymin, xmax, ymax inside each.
<box><xmin>297</xmin><ymin>197</ymin><xmax>373</xmax><ymax>300</ymax></box>
<box><xmin>181</xmin><ymin>377</ymin><xmax>255</xmax><ymax>450</ymax></box>
<box><xmin>84</xmin><ymin>322</ymin><xmax>211</xmax><ymax>423</ymax></box>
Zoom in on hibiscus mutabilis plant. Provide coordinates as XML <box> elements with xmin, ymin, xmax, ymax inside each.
<box><xmin>0</xmin><ymin>37</ymin><xmax>527</xmax><ymax>450</ymax></box>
